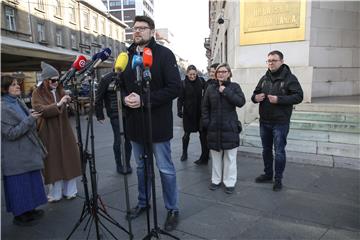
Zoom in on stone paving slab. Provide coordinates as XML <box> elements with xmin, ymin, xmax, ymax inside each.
<box><xmin>2</xmin><ymin>113</ymin><xmax>360</xmax><ymax>240</ymax></box>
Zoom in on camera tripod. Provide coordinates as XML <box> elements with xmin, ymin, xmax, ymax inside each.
<box><xmin>136</xmin><ymin>74</ymin><xmax>180</xmax><ymax>240</ymax></box>
<box><xmin>66</xmin><ymin>72</ymin><xmax>133</xmax><ymax>240</ymax></box>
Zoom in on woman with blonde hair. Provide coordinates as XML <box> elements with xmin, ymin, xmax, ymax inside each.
<box><xmin>202</xmin><ymin>63</ymin><xmax>246</xmax><ymax>194</ymax></box>
<box><xmin>32</xmin><ymin>62</ymin><xmax>81</xmax><ymax>202</ymax></box>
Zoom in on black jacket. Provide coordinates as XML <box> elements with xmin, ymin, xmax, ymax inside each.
<box><xmin>95</xmin><ymin>72</ymin><xmax>121</xmax><ymax>120</ymax></box>
<box><xmin>251</xmin><ymin>64</ymin><xmax>303</xmax><ymax>123</ymax></box>
<box><xmin>177</xmin><ymin>76</ymin><xmax>204</xmax><ymax>132</ymax></box>
<box><xmin>202</xmin><ymin>80</ymin><xmax>246</xmax><ymax>151</ymax></box>
<box><xmin>121</xmin><ymin>37</ymin><xmax>181</xmax><ymax>142</ymax></box>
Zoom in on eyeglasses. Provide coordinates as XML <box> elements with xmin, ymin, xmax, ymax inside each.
<box><xmin>132</xmin><ymin>26</ymin><xmax>150</xmax><ymax>32</ymax></box>
<box><xmin>266</xmin><ymin>59</ymin><xmax>281</xmax><ymax>64</ymax></box>
<box><xmin>10</xmin><ymin>82</ymin><xmax>20</xmax><ymax>87</ymax></box>
<box><xmin>217</xmin><ymin>70</ymin><xmax>228</xmax><ymax>74</ymax></box>
<box><xmin>50</xmin><ymin>79</ymin><xmax>59</xmax><ymax>83</ymax></box>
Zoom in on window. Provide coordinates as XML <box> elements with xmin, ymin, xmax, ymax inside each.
<box><xmin>123</xmin><ymin>0</ymin><xmax>135</xmax><ymax>6</ymax></box>
<box><xmin>123</xmin><ymin>9</ymin><xmax>135</xmax><ymax>21</ymax></box>
<box><xmin>99</xmin><ymin>18</ymin><xmax>105</xmax><ymax>35</ymax></box>
<box><xmin>38</xmin><ymin>0</ymin><xmax>45</xmax><ymax>10</ymax></box>
<box><xmin>109</xmin><ymin>1</ymin><xmax>121</xmax><ymax>7</ymax></box>
<box><xmin>4</xmin><ymin>6</ymin><xmax>16</xmax><ymax>31</ymax></box>
<box><xmin>71</xmin><ymin>33</ymin><xmax>77</xmax><ymax>49</ymax></box>
<box><xmin>84</xmin><ymin>36</ymin><xmax>90</xmax><ymax>46</ymax></box>
<box><xmin>92</xmin><ymin>15</ymin><xmax>98</xmax><ymax>32</ymax></box>
<box><xmin>56</xmin><ymin>29</ymin><xmax>63</xmax><ymax>46</ymax></box>
<box><xmin>101</xmin><ymin>36</ymin><xmax>106</xmax><ymax>48</ymax></box>
<box><xmin>83</xmin><ymin>11</ymin><xmax>89</xmax><ymax>28</ymax></box>
<box><xmin>69</xmin><ymin>3</ymin><xmax>76</xmax><ymax>22</ymax></box>
<box><xmin>55</xmin><ymin>0</ymin><xmax>61</xmax><ymax>16</ymax></box>
<box><xmin>37</xmin><ymin>23</ymin><xmax>46</xmax><ymax>42</ymax></box>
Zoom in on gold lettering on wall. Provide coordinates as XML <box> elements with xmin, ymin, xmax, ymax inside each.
<box><xmin>240</xmin><ymin>0</ymin><xmax>306</xmax><ymax>45</ymax></box>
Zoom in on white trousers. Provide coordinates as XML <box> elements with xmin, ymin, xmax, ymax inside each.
<box><xmin>210</xmin><ymin>147</ymin><xmax>238</xmax><ymax>187</ymax></box>
<box><xmin>48</xmin><ymin>178</ymin><xmax>78</xmax><ymax>200</ymax></box>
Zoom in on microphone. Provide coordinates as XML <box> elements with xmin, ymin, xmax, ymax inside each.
<box><xmin>142</xmin><ymin>47</ymin><xmax>153</xmax><ymax>81</ymax></box>
<box><xmin>59</xmin><ymin>55</ymin><xmax>87</xmax><ymax>84</ymax></box>
<box><xmin>114</xmin><ymin>52</ymin><xmax>129</xmax><ymax>73</ymax></box>
<box><xmin>143</xmin><ymin>47</ymin><xmax>153</xmax><ymax>68</ymax></box>
<box><xmin>131</xmin><ymin>53</ymin><xmax>143</xmax><ymax>84</ymax></box>
<box><xmin>78</xmin><ymin>48</ymin><xmax>112</xmax><ymax>76</ymax></box>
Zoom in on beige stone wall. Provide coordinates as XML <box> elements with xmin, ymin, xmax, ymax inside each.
<box><xmin>208</xmin><ymin>0</ymin><xmax>359</xmax><ymax>124</ymax></box>
<box><xmin>309</xmin><ymin>1</ymin><xmax>360</xmax><ymax>97</ymax></box>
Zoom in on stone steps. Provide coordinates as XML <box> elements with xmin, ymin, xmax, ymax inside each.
<box><xmin>291</xmin><ymin>111</ymin><xmax>359</xmax><ymax>124</ymax></box>
<box><xmin>239</xmin><ymin>146</ymin><xmax>360</xmax><ymax>170</ymax></box>
<box><xmin>294</xmin><ymin>103</ymin><xmax>360</xmax><ymax>113</ymax></box>
<box><xmin>290</xmin><ymin>119</ymin><xmax>360</xmax><ymax>133</ymax></box>
<box><xmin>245</xmin><ymin>123</ymin><xmax>360</xmax><ymax>145</ymax></box>
<box><xmin>240</xmin><ymin>105</ymin><xmax>360</xmax><ymax>169</ymax></box>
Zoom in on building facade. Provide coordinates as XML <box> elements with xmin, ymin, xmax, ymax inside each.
<box><xmin>102</xmin><ymin>0</ymin><xmax>154</xmax><ymax>42</ymax></box>
<box><xmin>1</xmin><ymin>0</ymin><xmax>128</xmax><ymax>73</ymax></box>
<box><xmin>207</xmin><ymin>0</ymin><xmax>360</xmax><ymax>124</ymax></box>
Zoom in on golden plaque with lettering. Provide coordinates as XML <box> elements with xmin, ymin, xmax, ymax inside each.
<box><xmin>240</xmin><ymin>0</ymin><xmax>306</xmax><ymax>45</ymax></box>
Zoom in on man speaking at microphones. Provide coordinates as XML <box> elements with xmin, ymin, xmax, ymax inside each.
<box><xmin>95</xmin><ymin>54</ymin><xmax>133</xmax><ymax>175</ymax></box>
<box><xmin>120</xmin><ymin>16</ymin><xmax>181</xmax><ymax>232</ymax></box>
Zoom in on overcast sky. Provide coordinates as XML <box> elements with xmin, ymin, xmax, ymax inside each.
<box><xmin>154</xmin><ymin>0</ymin><xmax>209</xmax><ymax>72</ymax></box>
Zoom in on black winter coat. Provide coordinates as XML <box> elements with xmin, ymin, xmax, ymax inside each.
<box><xmin>121</xmin><ymin>37</ymin><xmax>181</xmax><ymax>142</ymax></box>
<box><xmin>95</xmin><ymin>72</ymin><xmax>122</xmax><ymax>120</ymax></box>
<box><xmin>177</xmin><ymin>76</ymin><xmax>204</xmax><ymax>132</ymax></box>
<box><xmin>251</xmin><ymin>64</ymin><xmax>303</xmax><ymax>123</ymax></box>
<box><xmin>202</xmin><ymin>80</ymin><xmax>246</xmax><ymax>151</ymax></box>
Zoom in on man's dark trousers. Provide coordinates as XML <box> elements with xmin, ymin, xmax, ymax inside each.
<box><xmin>260</xmin><ymin>122</ymin><xmax>290</xmax><ymax>180</ymax></box>
<box><xmin>110</xmin><ymin>117</ymin><xmax>132</xmax><ymax>172</ymax></box>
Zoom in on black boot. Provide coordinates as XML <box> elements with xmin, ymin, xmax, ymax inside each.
<box><xmin>181</xmin><ymin>132</ymin><xmax>190</xmax><ymax>161</ymax></box>
<box><xmin>195</xmin><ymin>131</ymin><xmax>209</xmax><ymax>165</ymax></box>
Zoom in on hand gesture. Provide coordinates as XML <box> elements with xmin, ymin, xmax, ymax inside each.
<box><xmin>255</xmin><ymin>93</ymin><xmax>265</xmax><ymax>102</ymax></box>
<box><xmin>124</xmin><ymin>92</ymin><xmax>141</xmax><ymax>108</ymax></box>
<box><xmin>268</xmin><ymin>95</ymin><xmax>278</xmax><ymax>104</ymax></box>
<box><xmin>219</xmin><ymin>85</ymin><xmax>225</xmax><ymax>93</ymax></box>
<box><xmin>58</xmin><ymin>95</ymin><xmax>71</xmax><ymax>106</ymax></box>
<box><xmin>31</xmin><ymin>111</ymin><xmax>42</xmax><ymax>119</ymax></box>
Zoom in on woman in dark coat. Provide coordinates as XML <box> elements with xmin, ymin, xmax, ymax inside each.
<box><xmin>32</xmin><ymin>62</ymin><xmax>82</xmax><ymax>202</ymax></box>
<box><xmin>202</xmin><ymin>63</ymin><xmax>246</xmax><ymax>194</ymax></box>
<box><xmin>1</xmin><ymin>75</ymin><xmax>47</xmax><ymax>226</ymax></box>
<box><xmin>177</xmin><ymin>65</ymin><xmax>205</xmax><ymax>162</ymax></box>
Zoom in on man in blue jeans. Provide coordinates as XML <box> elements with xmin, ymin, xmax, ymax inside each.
<box><xmin>251</xmin><ymin>50</ymin><xmax>303</xmax><ymax>191</ymax></box>
<box><xmin>121</xmin><ymin>16</ymin><xmax>181</xmax><ymax>232</ymax></box>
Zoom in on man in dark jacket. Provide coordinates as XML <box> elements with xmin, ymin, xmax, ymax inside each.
<box><xmin>95</xmin><ymin>72</ymin><xmax>132</xmax><ymax>174</ymax></box>
<box><xmin>121</xmin><ymin>16</ymin><xmax>181</xmax><ymax>232</ymax></box>
<box><xmin>251</xmin><ymin>50</ymin><xmax>303</xmax><ymax>191</ymax></box>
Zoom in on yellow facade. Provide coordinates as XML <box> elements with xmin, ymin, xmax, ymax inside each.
<box><xmin>240</xmin><ymin>0</ymin><xmax>306</xmax><ymax>45</ymax></box>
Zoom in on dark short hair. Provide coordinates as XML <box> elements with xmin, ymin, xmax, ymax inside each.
<box><xmin>210</xmin><ymin>63</ymin><xmax>219</xmax><ymax>69</ymax></box>
<box><xmin>187</xmin><ymin>65</ymin><xmax>197</xmax><ymax>72</ymax></box>
<box><xmin>133</xmin><ymin>16</ymin><xmax>155</xmax><ymax>29</ymax></box>
<box><xmin>268</xmin><ymin>50</ymin><xmax>284</xmax><ymax>60</ymax></box>
<box><xmin>1</xmin><ymin>75</ymin><xmax>15</xmax><ymax>95</ymax></box>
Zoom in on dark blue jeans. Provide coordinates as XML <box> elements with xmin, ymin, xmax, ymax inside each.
<box><xmin>131</xmin><ymin>141</ymin><xmax>178</xmax><ymax>211</ymax></box>
<box><xmin>110</xmin><ymin>117</ymin><xmax>132</xmax><ymax>170</ymax></box>
<box><xmin>260</xmin><ymin>122</ymin><xmax>290</xmax><ymax>180</ymax></box>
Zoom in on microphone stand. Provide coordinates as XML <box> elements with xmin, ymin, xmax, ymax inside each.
<box><xmin>141</xmin><ymin>69</ymin><xmax>179</xmax><ymax>240</ymax></box>
<box><xmin>114</xmin><ymin>72</ymin><xmax>133</xmax><ymax>236</ymax></box>
<box><xmin>66</xmin><ymin>68</ymin><xmax>133</xmax><ymax>240</ymax></box>
<box><xmin>134</xmin><ymin>66</ymin><xmax>152</xmax><ymax>235</ymax></box>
